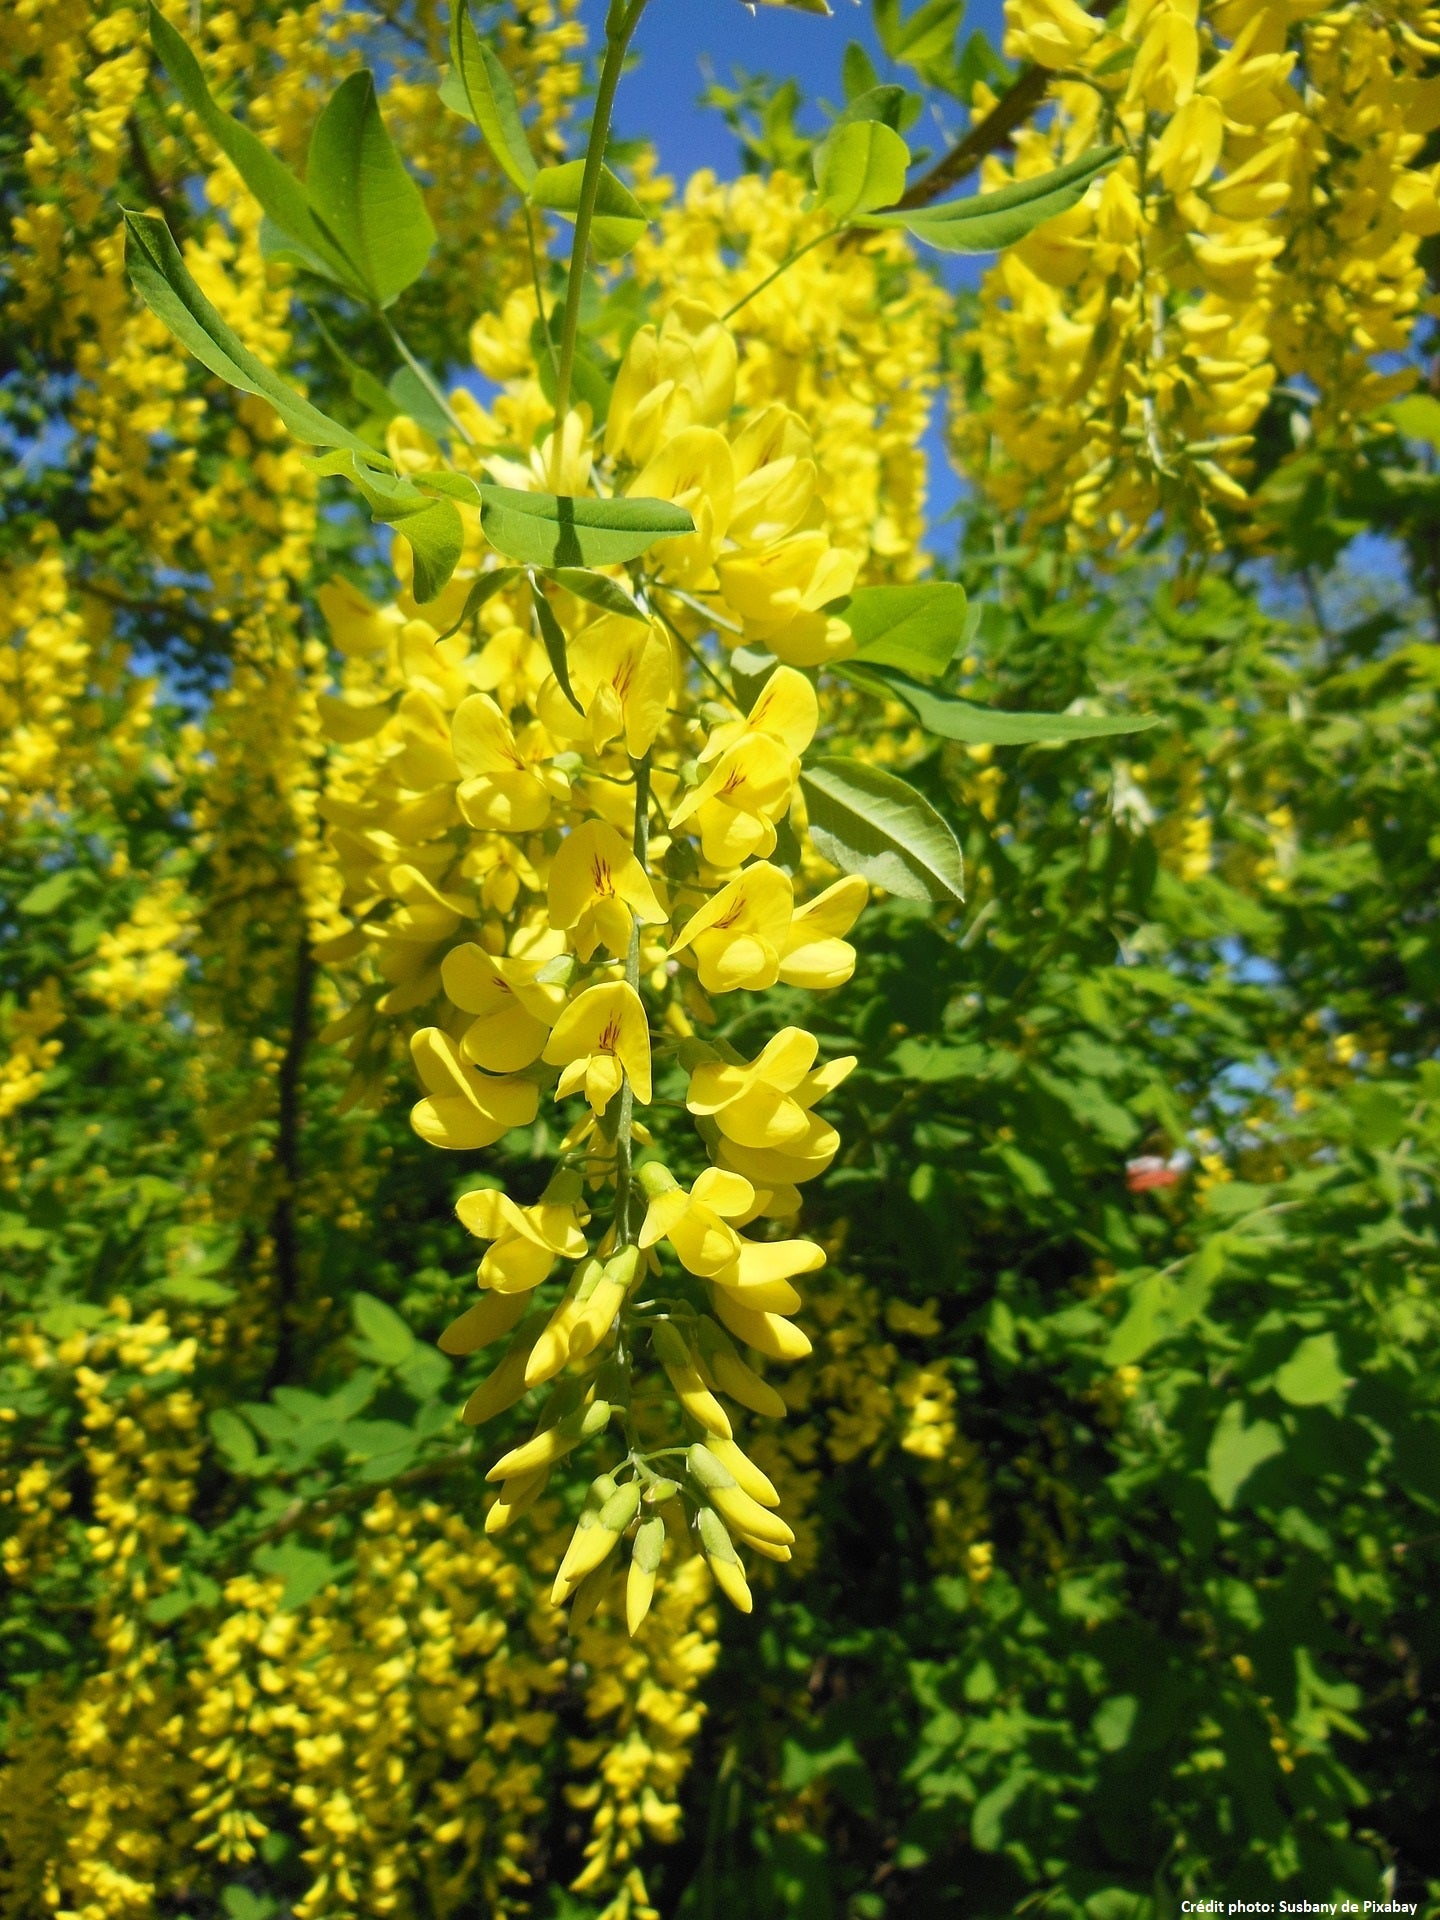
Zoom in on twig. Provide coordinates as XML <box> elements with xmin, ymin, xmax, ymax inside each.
<box><xmin>895</xmin><ymin>0</ymin><xmax>1122</xmax><ymax>211</ymax></box>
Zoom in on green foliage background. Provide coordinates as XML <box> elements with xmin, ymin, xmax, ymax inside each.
<box><xmin>4</xmin><ymin>0</ymin><xmax>1440</xmax><ymax>1915</ymax></box>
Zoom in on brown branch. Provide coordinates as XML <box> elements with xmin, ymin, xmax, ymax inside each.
<box><xmin>896</xmin><ymin>0</ymin><xmax>1122</xmax><ymax>211</ymax></box>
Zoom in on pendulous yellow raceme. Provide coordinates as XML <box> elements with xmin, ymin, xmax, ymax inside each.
<box><xmin>958</xmin><ymin>0</ymin><xmax>1440</xmax><ymax>552</ymax></box>
<box><xmin>317</xmin><ymin>297</ymin><xmax>875</xmax><ymax>1632</ymax></box>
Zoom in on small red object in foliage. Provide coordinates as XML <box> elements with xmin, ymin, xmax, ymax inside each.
<box><xmin>1126</xmin><ymin>1157</ymin><xmax>1181</xmax><ymax>1193</ymax></box>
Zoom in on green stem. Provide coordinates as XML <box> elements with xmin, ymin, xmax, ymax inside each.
<box><xmin>553</xmin><ymin>0</ymin><xmax>649</xmax><ymax>425</ymax></box>
<box><xmin>721</xmin><ymin>226</ymin><xmax>838</xmax><ymax>324</ymax></box>
<box><xmin>381</xmin><ymin>314</ymin><xmax>474</xmax><ymax>446</ymax></box>
<box><xmin>613</xmin><ymin>751</ymin><xmax>652</xmax><ymax>1246</ymax></box>
<box><xmin>525</xmin><ymin>205</ymin><xmax>559</xmax><ymax>387</ymax></box>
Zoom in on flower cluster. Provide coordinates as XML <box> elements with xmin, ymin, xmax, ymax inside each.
<box><xmin>318</xmin><ymin>286</ymin><xmax>904</xmax><ymax>1629</ymax></box>
<box><xmin>958</xmin><ymin>0</ymin><xmax>1440</xmax><ymax>550</ymax></box>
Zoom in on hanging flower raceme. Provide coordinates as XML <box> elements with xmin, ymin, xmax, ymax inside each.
<box><xmin>306</xmin><ymin>287</ymin><xmax>895</xmax><ymax>1637</ymax></box>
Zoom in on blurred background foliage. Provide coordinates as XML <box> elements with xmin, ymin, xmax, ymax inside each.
<box><xmin>2</xmin><ymin>0</ymin><xmax>1439</xmax><ymax>1917</ymax></box>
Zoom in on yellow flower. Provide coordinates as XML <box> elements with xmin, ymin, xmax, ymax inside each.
<box><xmin>409</xmin><ymin>1028</ymin><xmax>540</xmax><ymax>1149</ymax></box>
<box><xmin>538</xmin><ymin>613</ymin><xmax>677</xmax><ymax>759</ymax></box>
<box><xmin>451</xmin><ymin>692</ymin><xmax>562</xmax><ymax>830</ymax></box>
<box><xmin>669</xmin><ymin>666</ymin><xmax>816</xmax><ymax>867</ymax></box>
<box><xmin>630</xmin><ymin>426</ymin><xmax>734</xmax><ymax>584</ymax></box>
<box><xmin>1005</xmin><ymin>0</ymin><xmax>1104</xmax><ymax>68</ymax></box>
<box><xmin>715</xmin><ymin>532</ymin><xmax>859</xmax><ymax>668</ymax></box>
<box><xmin>708</xmin><ymin>1235</ymin><xmax>825</xmax><ymax>1313</ymax></box>
<box><xmin>670</xmin><ymin>865</ymin><xmax>866</xmax><ymax>993</ymax></box>
<box><xmin>441</xmin><ymin>942</ymin><xmax>567</xmax><ymax>1072</ymax></box>
<box><xmin>548</xmin><ymin>820</ymin><xmax>667</xmax><ymax>961</ymax></box>
<box><xmin>638</xmin><ymin>1166</ymin><xmax>755</xmax><ymax>1275</ymax></box>
<box><xmin>605</xmin><ymin>300</ymin><xmax>738</xmax><ymax>468</ymax></box>
<box><xmin>686</xmin><ymin>1026</ymin><xmax>854</xmax><ymax>1154</ymax></box>
<box><xmin>1153</xmin><ymin>93</ymin><xmax>1225</xmax><ymax>193</ymax></box>
<box><xmin>456</xmin><ymin>1179</ymin><xmax>590</xmax><ymax>1292</ymax></box>
<box><xmin>543</xmin><ymin>982</ymin><xmax>653</xmax><ymax>1112</ymax></box>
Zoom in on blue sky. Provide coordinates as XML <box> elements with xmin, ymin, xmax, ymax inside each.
<box><xmin>588</xmin><ymin>0</ymin><xmax>1009</xmax><ymax>183</ymax></box>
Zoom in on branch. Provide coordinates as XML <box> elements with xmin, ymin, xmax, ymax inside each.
<box><xmin>896</xmin><ymin>0</ymin><xmax>1121</xmax><ymax>212</ymax></box>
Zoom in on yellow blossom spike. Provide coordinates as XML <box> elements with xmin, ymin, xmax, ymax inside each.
<box><xmin>705</xmin><ymin>1435</ymin><xmax>781</xmax><ymax>1508</ymax></box>
<box><xmin>461</xmin><ymin>1312</ymin><xmax>549</xmax><ymax>1426</ymax></box>
<box><xmin>442</xmin><ymin>942</ymin><xmax>565</xmax><ymax>1072</ymax></box>
<box><xmin>486</xmin><ymin>1396</ymin><xmax>612</xmax><ymax>1482</ymax></box>
<box><xmin>484</xmin><ymin>1465</ymin><xmax>551</xmax><ymax>1534</ymax></box>
<box><xmin>695</xmin><ymin>1507</ymin><xmax>752</xmax><ymax>1613</ymax></box>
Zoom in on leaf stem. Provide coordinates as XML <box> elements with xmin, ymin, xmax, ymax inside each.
<box><xmin>721</xmin><ymin>225</ymin><xmax>839</xmax><ymax>323</ymax></box>
<box><xmin>525</xmin><ymin>204</ymin><xmax>559</xmax><ymax>387</ymax></box>
<box><xmin>381</xmin><ymin>313</ymin><xmax>474</xmax><ymax>446</ymax></box>
<box><xmin>553</xmin><ymin>0</ymin><xmax>649</xmax><ymax>425</ymax></box>
<box><xmin>613</xmin><ymin>751</ymin><xmax>652</xmax><ymax>1246</ymax></box>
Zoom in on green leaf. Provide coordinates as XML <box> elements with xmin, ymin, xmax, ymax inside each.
<box><xmin>800</xmin><ymin>758</ymin><xmax>964</xmax><ymax>904</ymax></box>
<box><xmin>387</xmin><ymin>366</ymin><xmax>453</xmax><ymax>441</ymax></box>
<box><xmin>122</xmin><ymin>211</ymin><xmax>375</xmax><ymax>453</ymax></box>
<box><xmin>476</xmin><ymin>485</ymin><xmax>693</xmax><ymax>568</ymax></box>
<box><xmin>851</xmin><ymin>664</ymin><xmax>1163</xmax><ymax>744</ymax></box>
<box><xmin>306</xmin><ymin>449</ymin><xmax>426</xmax><ymax>516</ymax></box>
<box><xmin>352</xmin><ymin>1291</ymin><xmax>417</xmax><ymax>1366</ymax></box>
<box><xmin>147</xmin><ymin>5</ymin><xmax>346</xmax><ymax>284</ymax></box>
<box><xmin>443</xmin><ymin>2</ymin><xmax>538</xmax><ymax>194</ymax></box>
<box><xmin>145</xmin><ymin>1570</ymin><xmax>221</xmax><ymax>1625</ymax></box>
<box><xmin>18</xmin><ymin>870</ymin><xmax>80</xmax><ymax>916</ymax></box>
<box><xmin>814</xmin><ymin>119</ymin><xmax>909</xmax><ymax>221</ymax></box>
<box><xmin>531</xmin><ymin>577</ymin><xmax>585</xmax><ymax>714</ymax></box>
<box><xmin>835</xmin><ymin>83</ymin><xmax>918</xmax><ymax>135</ymax></box>
<box><xmin>394</xmin><ymin>499</ymin><xmax>465</xmax><ymax>604</ymax></box>
<box><xmin>1091</xmin><ymin>1694</ymin><xmax>1138</xmax><ymax>1753</ymax></box>
<box><xmin>436</xmin><ymin>567</ymin><xmax>522</xmax><ymax>639</ymax></box>
<box><xmin>1274</xmin><ymin>1332</ymin><xmax>1348</xmax><ymax>1407</ymax></box>
<box><xmin>547</xmin><ymin>567</ymin><xmax>646</xmax><ymax>623</ymax></box>
<box><xmin>1207</xmin><ymin>1402</ymin><xmax>1284</xmax><ymax>1510</ymax></box>
<box><xmin>209</xmin><ymin>1408</ymin><xmax>259</xmax><ymax>1472</ymax></box>
<box><xmin>530</xmin><ymin>161</ymin><xmax>648</xmax><ymax>261</ymax></box>
<box><xmin>1386</xmin><ymin>393</ymin><xmax>1440</xmax><ymax>450</ymax></box>
<box><xmin>861</xmin><ymin>146</ymin><xmax>1120</xmax><ymax>253</ymax></box>
<box><xmin>305</xmin><ymin>70</ymin><xmax>436</xmax><ymax>306</ymax></box>
<box><xmin>831</xmin><ymin>582</ymin><xmax>969</xmax><ymax>680</ymax></box>
<box><xmin>842</xmin><ymin>42</ymin><xmax>882</xmax><ymax>99</ymax></box>
<box><xmin>875</xmin><ymin>0</ymin><xmax>965</xmax><ymax>69</ymax></box>
<box><xmin>251</xmin><ymin>1540</ymin><xmax>348</xmax><ymax>1611</ymax></box>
